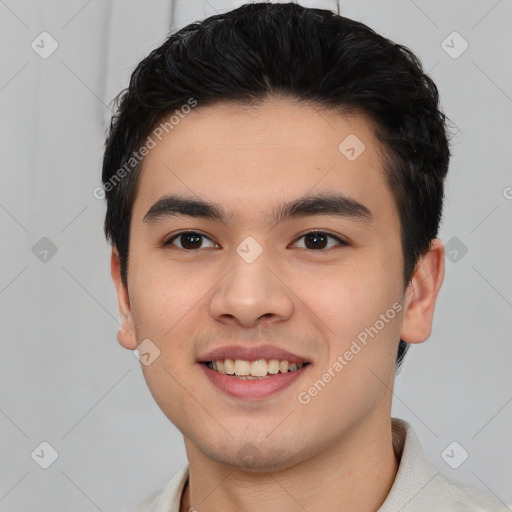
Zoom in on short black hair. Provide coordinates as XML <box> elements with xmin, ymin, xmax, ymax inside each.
<box><xmin>101</xmin><ymin>2</ymin><xmax>452</xmax><ymax>370</ymax></box>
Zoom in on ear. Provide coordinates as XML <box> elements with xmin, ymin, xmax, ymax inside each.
<box><xmin>400</xmin><ymin>238</ymin><xmax>445</xmax><ymax>344</ymax></box>
<box><xmin>111</xmin><ymin>247</ymin><xmax>138</xmax><ymax>350</ymax></box>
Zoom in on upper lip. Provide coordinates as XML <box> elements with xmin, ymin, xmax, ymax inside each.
<box><xmin>197</xmin><ymin>344</ymin><xmax>310</xmax><ymax>364</ymax></box>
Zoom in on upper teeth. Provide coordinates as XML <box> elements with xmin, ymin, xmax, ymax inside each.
<box><xmin>207</xmin><ymin>359</ymin><xmax>306</xmax><ymax>377</ymax></box>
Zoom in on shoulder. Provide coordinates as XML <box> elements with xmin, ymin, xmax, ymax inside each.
<box><xmin>122</xmin><ymin>488</ymin><xmax>162</xmax><ymax>512</ymax></box>
<box><xmin>120</xmin><ymin>465</ymin><xmax>189</xmax><ymax>512</ymax></box>
<box><xmin>380</xmin><ymin>418</ymin><xmax>510</xmax><ymax>512</ymax></box>
<box><xmin>418</xmin><ymin>471</ymin><xmax>510</xmax><ymax>511</ymax></box>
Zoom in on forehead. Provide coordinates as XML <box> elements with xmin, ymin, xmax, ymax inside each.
<box><xmin>132</xmin><ymin>99</ymin><xmax>398</xmax><ymax>232</ymax></box>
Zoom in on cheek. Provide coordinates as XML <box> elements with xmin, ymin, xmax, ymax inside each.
<box><xmin>131</xmin><ymin>267</ymin><xmax>203</xmax><ymax>419</ymax></box>
<box><xmin>129</xmin><ymin>258</ymin><xmax>206</xmax><ymax>338</ymax></box>
<box><xmin>140</xmin><ymin>359</ymin><xmax>192</xmax><ymax>433</ymax></box>
<box><xmin>293</xmin><ymin>261</ymin><xmax>395</xmax><ymax>342</ymax></box>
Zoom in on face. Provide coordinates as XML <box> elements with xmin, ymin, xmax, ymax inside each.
<box><xmin>111</xmin><ymin>98</ymin><xmax>443</xmax><ymax>471</ymax></box>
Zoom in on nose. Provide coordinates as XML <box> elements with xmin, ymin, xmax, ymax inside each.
<box><xmin>208</xmin><ymin>248</ymin><xmax>295</xmax><ymax>328</ymax></box>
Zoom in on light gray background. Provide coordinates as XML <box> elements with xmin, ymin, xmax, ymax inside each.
<box><xmin>0</xmin><ymin>0</ymin><xmax>511</xmax><ymax>510</ymax></box>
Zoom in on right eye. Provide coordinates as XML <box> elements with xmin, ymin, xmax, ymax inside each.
<box><xmin>162</xmin><ymin>231</ymin><xmax>219</xmax><ymax>251</ymax></box>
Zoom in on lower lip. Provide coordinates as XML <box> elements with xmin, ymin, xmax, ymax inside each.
<box><xmin>199</xmin><ymin>363</ymin><xmax>309</xmax><ymax>400</ymax></box>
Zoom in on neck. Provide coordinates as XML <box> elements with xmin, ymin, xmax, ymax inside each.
<box><xmin>179</xmin><ymin>413</ymin><xmax>399</xmax><ymax>512</ymax></box>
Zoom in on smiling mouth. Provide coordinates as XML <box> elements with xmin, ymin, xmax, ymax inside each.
<box><xmin>203</xmin><ymin>359</ymin><xmax>310</xmax><ymax>379</ymax></box>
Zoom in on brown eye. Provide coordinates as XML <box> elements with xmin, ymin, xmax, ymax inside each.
<box><xmin>293</xmin><ymin>231</ymin><xmax>346</xmax><ymax>250</ymax></box>
<box><xmin>163</xmin><ymin>231</ymin><xmax>217</xmax><ymax>250</ymax></box>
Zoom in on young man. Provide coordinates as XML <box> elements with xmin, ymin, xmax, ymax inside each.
<box><xmin>102</xmin><ymin>3</ymin><xmax>509</xmax><ymax>511</ymax></box>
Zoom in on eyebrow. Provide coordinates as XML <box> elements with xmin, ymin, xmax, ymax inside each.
<box><xmin>142</xmin><ymin>192</ymin><xmax>373</xmax><ymax>226</ymax></box>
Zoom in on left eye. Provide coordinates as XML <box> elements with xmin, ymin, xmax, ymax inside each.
<box><xmin>292</xmin><ymin>231</ymin><xmax>346</xmax><ymax>250</ymax></box>
<box><xmin>163</xmin><ymin>231</ymin><xmax>346</xmax><ymax>251</ymax></box>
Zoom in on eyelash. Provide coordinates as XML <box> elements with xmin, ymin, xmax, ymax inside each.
<box><xmin>162</xmin><ymin>230</ymin><xmax>348</xmax><ymax>251</ymax></box>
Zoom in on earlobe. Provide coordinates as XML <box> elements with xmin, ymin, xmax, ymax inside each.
<box><xmin>399</xmin><ymin>238</ymin><xmax>445</xmax><ymax>344</ymax></box>
<box><xmin>111</xmin><ymin>247</ymin><xmax>138</xmax><ymax>350</ymax></box>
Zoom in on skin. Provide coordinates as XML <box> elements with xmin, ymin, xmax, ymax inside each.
<box><xmin>111</xmin><ymin>98</ymin><xmax>445</xmax><ymax>512</ymax></box>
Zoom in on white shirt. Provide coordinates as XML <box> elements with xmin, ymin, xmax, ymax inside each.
<box><xmin>124</xmin><ymin>418</ymin><xmax>510</xmax><ymax>511</ymax></box>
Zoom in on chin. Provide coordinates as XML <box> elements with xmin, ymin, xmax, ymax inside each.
<box><xmin>200</xmin><ymin>439</ymin><xmax>312</xmax><ymax>473</ymax></box>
